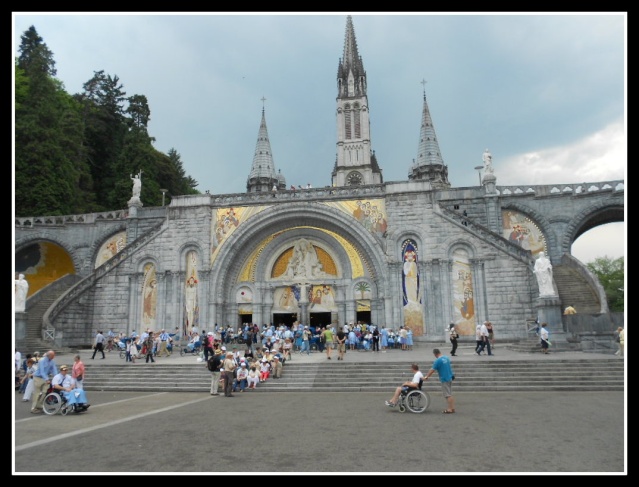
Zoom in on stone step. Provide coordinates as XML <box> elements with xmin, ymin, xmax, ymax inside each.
<box><xmin>81</xmin><ymin>358</ymin><xmax>624</xmax><ymax>393</ymax></box>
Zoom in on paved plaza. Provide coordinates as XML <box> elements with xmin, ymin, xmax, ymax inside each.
<box><xmin>14</xmin><ymin>344</ymin><xmax>626</xmax><ymax>475</ymax></box>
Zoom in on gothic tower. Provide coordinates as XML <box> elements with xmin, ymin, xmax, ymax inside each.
<box><xmin>331</xmin><ymin>16</ymin><xmax>383</xmax><ymax>187</ymax></box>
<box><xmin>408</xmin><ymin>84</ymin><xmax>450</xmax><ymax>188</ymax></box>
<box><xmin>246</xmin><ymin>101</ymin><xmax>286</xmax><ymax>193</ymax></box>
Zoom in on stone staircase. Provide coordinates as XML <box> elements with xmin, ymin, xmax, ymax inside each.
<box><xmin>82</xmin><ymin>358</ymin><xmax>624</xmax><ymax>394</ymax></box>
<box><xmin>508</xmin><ymin>337</ymin><xmax>583</xmax><ymax>353</ymax></box>
<box><xmin>16</xmin><ymin>278</ymin><xmax>77</xmax><ymax>354</ymax></box>
<box><xmin>553</xmin><ymin>264</ymin><xmax>601</xmax><ymax>314</ymax></box>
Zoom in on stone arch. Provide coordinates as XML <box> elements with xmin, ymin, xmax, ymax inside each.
<box><xmin>260</xmin><ymin>230</ymin><xmax>346</xmax><ymax>282</ymax></box>
<box><xmin>179</xmin><ymin>245</ymin><xmax>204</xmax><ymax>334</ymax></box>
<box><xmin>87</xmin><ymin>223</ymin><xmax>128</xmax><ymax>269</ymax></box>
<box><xmin>561</xmin><ymin>201</ymin><xmax>624</xmax><ymax>256</ymax></box>
<box><xmin>209</xmin><ymin>203</ymin><xmax>389</xmax><ymax>324</ymax></box>
<box><xmin>501</xmin><ymin>203</ymin><xmax>556</xmax><ymax>258</ymax></box>
<box><xmin>446</xmin><ymin>241</ymin><xmax>478</xmax><ymax>335</ymax></box>
<box><xmin>15</xmin><ymin>234</ymin><xmax>81</xmax><ymax>275</ymax></box>
<box><xmin>15</xmin><ymin>237</ymin><xmax>79</xmax><ymax>295</ymax></box>
<box><xmin>93</xmin><ymin>229</ymin><xmax>128</xmax><ymax>269</ymax></box>
<box><xmin>392</xmin><ymin>232</ymin><xmax>423</xmax><ymax>261</ymax></box>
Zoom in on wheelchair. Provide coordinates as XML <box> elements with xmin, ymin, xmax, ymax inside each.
<box><xmin>117</xmin><ymin>340</ymin><xmax>127</xmax><ymax>359</ymax></box>
<box><xmin>180</xmin><ymin>341</ymin><xmax>202</xmax><ymax>356</ymax></box>
<box><xmin>42</xmin><ymin>385</ymin><xmax>89</xmax><ymax>416</ymax></box>
<box><xmin>396</xmin><ymin>379</ymin><xmax>430</xmax><ymax>413</ymax></box>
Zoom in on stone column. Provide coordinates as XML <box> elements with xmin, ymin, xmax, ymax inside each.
<box><xmin>15</xmin><ymin>312</ymin><xmax>27</xmax><ymax>341</ymax></box>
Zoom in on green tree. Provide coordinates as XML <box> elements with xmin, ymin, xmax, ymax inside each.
<box><xmin>18</xmin><ymin>25</ymin><xmax>56</xmax><ymax>77</ymax></box>
<box><xmin>14</xmin><ymin>25</ymin><xmax>201</xmax><ymax>216</ymax></box>
<box><xmin>76</xmin><ymin>70</ymin><xmax>128</xmax><ymax>210</ymax></box>
<box><xmin>14</xmin><ymin>61</ymin><xmax>29</xmax><ymax>111</ymax></box>
<box><xmin>586</xmin><ymin>256</ymin><xmax>624</xmax><ymax>312</ymax></box>
<box><xmin>166</xmin><ymin>148</ymin><xmax>199</xmax><ymax>195</ymax></box>
<box><xmin>15</xmin><ymin>27</ymin><xmax>89</xmax><ymax>216</ymax></box>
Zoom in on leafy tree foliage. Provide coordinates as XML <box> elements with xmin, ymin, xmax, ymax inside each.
<box><xmin>586</xmin><ymin>256</ymin><xmax>624</xmax><ymax>312</ymax></box>
<box><xmin>15</xmin><ymin>28</ymin><xmax>89</xmax><ymax>216</ymax></box>
<box><xmin>14</xmin><ymin>25</ymin><xmax>200</xmax><ymax>217</ymax></box>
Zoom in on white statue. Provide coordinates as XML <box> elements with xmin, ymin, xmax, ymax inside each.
<box><xmin>131</xmin><ymin>172</ymin><xmax>142</xmax><ymax>199</ymax></box>
<box><xmin>482</xmin><ymin>148</ymin><xmax>494</xmax><ymax>174</ymax></box>
<box><xmin>533</xmin><ymin>251</ymin><xmax>555</xmax><ymax>297</ymax></box>
<box><xmin>15</xmin><ymin>273</ymin><xmax>29</xmax><ymax>312</ymax></box>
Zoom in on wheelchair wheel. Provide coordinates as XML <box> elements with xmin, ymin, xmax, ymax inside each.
<box><xmin>405</xmin><ymin>390</ymin><xmax>430</xmax><ymax>413</ymax></box>
<box><xmin>398</xmin><ymin>399</ymin><xmax>406</xmax><ymax>413</ymax></box>
<box><xmin>43</xmin><ymin>392</ymin><xmax>63</xmax><ymax>415</ymax></box>
<box><xmin>119</xmin><ymin>350</ymin><xmax>126</xmax><ymax>359</ymax></box>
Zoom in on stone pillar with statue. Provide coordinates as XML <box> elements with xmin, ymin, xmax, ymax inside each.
<box><xmin>15</xmin><ymin>273</ymin><xmax>29</xmax><ymax>340</ymax></box>
<box><xmin>128</xmin><ymin>170</ymin><xmax>144</xmax><ymax>217</ymax></box>
<box><xmin>481</xmin><ymin>148</ymin><xmax>497</xmax><ymax>194</ymax></box>
<box><xmin>533</xmin><ymin>253</ymin><xmax>574</xmax><ymax>350</ymax></box>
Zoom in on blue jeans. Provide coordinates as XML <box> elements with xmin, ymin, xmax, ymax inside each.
<box><xmin>233</xmin><ymin>378</ymin><xmax>247</xmax><ymax>392</ymax></box>
<box><xmin>300</xmin><ymin>341</ymin><xmax>310</xmax><ymax>354</ymax></box>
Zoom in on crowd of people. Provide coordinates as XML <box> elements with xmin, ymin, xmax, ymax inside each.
<box><xmin>87</xmin><ymin>321</ymin><xmax>421</xmax><ymax>366</ymax></box>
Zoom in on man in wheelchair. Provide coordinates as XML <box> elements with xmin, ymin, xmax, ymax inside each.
<box><xmin>51</xmin><ymin>364</ymin><xmax>90</xmax><ymax>412</ymax></box>
<box><xmin>385</xmin><ymin>363</ymin><xmax>424</xmax><ymax>408</ymax></box>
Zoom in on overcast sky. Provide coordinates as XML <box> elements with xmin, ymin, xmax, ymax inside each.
<box><xmin>12</xmin><ymin>12</ymin><xmax>626</xmax><ymax>264</ymax></box>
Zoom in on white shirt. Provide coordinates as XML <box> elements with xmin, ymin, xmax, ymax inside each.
<box><xmin>236</xmin><ymin>367</ymin><xmax>248</xmax><ymax>380</ymax></box>
<box><xmin>480</xmin><ymin>323</ymin><xmax>489</xmax><ymax>339</ymax></box>
<box><xmin>52</xmin><ymin>373</ymin><xmax>74</xmax><ymax>389</ymax></box>
<box><xmin>411</xmin><ymin>370</ymin><xmax>424</xmax><ymax>385</ymax></box>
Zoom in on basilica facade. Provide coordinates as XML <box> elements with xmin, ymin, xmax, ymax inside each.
<box><xmin>16</xmin><ymin>16</ymin><xmax>623</xmax><ymax>347</ymax></box>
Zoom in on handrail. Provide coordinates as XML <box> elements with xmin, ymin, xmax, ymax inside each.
<box><xmin>42</xmin><ymin>219</ymin><xmax>167</xmax><ymax>334</ymax></box>
<box><xmin>438</xmin><ymin>205</ymin><xmax>535</xmax><ymax>265</ymax></box>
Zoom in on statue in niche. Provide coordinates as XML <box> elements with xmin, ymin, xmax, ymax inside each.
<box><xmin>15</xmin><ymin>273</ymin><xmax>29</xmax><ymax>312</ymax></box>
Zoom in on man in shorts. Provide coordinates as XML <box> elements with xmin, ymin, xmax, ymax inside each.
<box><xmin>423</xmin><ymin>348</ymin><xmax>456</xmax><ymax>414</ymax></box>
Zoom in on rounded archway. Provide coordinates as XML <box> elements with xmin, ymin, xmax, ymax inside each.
<box><xmin>15</xmin><ymin>241</ymin><xmax>75</xmax><ymax>296</ymax></box>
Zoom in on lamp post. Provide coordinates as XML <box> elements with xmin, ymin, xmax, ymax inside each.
<box><xmin>473</xmin><ymin>166</ymin><xmax>483</xmax><ymax>186</ymax></box>
<box><xmin>160</xmin><ymin>189</ymin><xmax>168</xmax><ymax>206</ymax></box>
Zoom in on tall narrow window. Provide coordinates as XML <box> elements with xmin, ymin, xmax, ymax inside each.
<box><xmin>344</xmin><ymin>105</ymin><xmax>352</xmax><ymax>139</ymax></box>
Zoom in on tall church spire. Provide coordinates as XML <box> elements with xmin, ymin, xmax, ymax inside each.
<box><xmin>332</xmin><ymin>16</ymin><xmax>383</xmax><ymax>187</ymax></box>
<box><xmin>408</xmin><ymin>81</ymin><xmax>450</xmax><ymax>189</ymax></box>
<box><xmin>246</xmin><ymin>98</ymin><xmax>286</xmax><ymax>193</ymax></box>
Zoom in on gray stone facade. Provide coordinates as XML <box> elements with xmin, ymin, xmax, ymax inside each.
<box><xmin>15</xmin><ymin>179</ymin><xmax>623</xmax><ymax>348</ymax></box>
<box><xmin>14</xmin><ymin>16</ymin><xmax>623</xmax><ymax>348</ymax></box>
